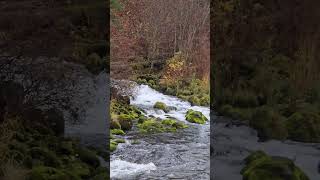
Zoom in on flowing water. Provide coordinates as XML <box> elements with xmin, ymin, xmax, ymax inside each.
<box><xmin>110</xmin><ymin>84</ymin><xmax>210</xmax><ymax>180</ymax></box>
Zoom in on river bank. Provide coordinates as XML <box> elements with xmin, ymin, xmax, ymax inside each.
<box><xmin>211</xmin><ymin>114</ymin><xmax>320</xmax><ymax>180</ymax></box>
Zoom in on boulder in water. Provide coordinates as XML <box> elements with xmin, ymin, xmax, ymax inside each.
<box><xmin>241</xmin><ymin>151</ymin><xmax>309</xmax><ymax>180</ymax></box>
<box><xmin>153</xmin><ymin>101</ymin><xmax>169</xmax><ymax>113</ymax></box>
<box><xmin>118</xmin><ymin>114</ymin><xmax>133</xmax><ymax>131</ymax></box>
<box><xmin>185</xmin><ymin>109</ymin><xmax>208</xmax><ymax>124</ymax></box>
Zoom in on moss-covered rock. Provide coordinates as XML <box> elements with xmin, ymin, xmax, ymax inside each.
<box><xmin>161</xmin><ymin>119</ymin><xmax>188</xmax><ymax>129</ymax></box>
<box><xmin>117</xmin><ymin>114</ymin><xmax>133</xmax><ymax>131</ymax></box>
<box><xmin>29</xmin><ymin>166</ymin><xmax>70</xmax><ymax>180</ymax></box>
<box><xmin>219</xmin><ymin>104</ymin><xmax>253</xmax><ymax>121</ymax></box>
<box><xmin>250</xmin><ymin>106</ymin><xmax>288</xmax><ymax>141</ymax></box>
<box><xmin>30</xmin><ymin>147</ymin><xmax>61</xmax><ymax>167</ymax></box>
<box><xmin>138</xmin><ymin>119</ymin><xmax>165</xmax><ymax>133</ymax></box>
<box><xmin>110</xmin><ymin>141</ymin><xmax>118</xmax><ymax>152</ymax></box>
<box><xmin>241</xmin><ymin>151</ymin><xmax>309</xmax><ymax>180</ymax></box>
<box><xmin>189</xmin><ymin>96</ymin><xmax>201</xmax><ymax>106</ymax></box>
<box><xmin>66</xmin><ymin>162</ymin><xmax>91</xmax><ymax>179</ymax></box>
<box><xmin>138</xmin><ymin>118</ymin><xmax>188</xmax><ymax>134</ymax></box>
<box><xmin>114</xmin><ymin>139</ymin><xmax>125</xmax><ymax>144</ymax></box>
<box><xmin>153</xmin><ymin>102</ymin><xmax>170</xmax><ymax>113</ymax></box>
<box><xmin>286</xmin><ymin>111</ymin><xmax>320</xmax><ymax>142</ymax></box>
<box><xmin>110</xmin><ymin>119</ymin><xmax>121</xmax><ymax>129</ymax></box>
<box><xmin>77</xmin><ymin>148</ymin><xmax>100</xmax><ymax>168</ymax></box>
<box><xmin>57</xmin><ymin>140</ymin><xmax>74</xmax><ymax>155</ymax></box>
<box><xmin>111</xmin><ymin>129</ymin><xmax>125</xmax><ymax>135</ymax></box>
<box><xmin>185</xmin><ymin>109</ymin><xmax>208</xmax><ymax>124</ymax></box>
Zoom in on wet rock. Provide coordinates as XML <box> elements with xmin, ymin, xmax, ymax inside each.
<box><xmin>185</xmin><ymin>109</ymin><xmax>208</xmax><ymax>124</ymax></box>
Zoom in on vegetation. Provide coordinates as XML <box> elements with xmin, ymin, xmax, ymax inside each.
<box><xmin>213</xmin><ymin>0</ymin><xmax>320</xmax><ymax>142</ymax></box>
<box><xmin>137</xmin><ymin>118</ymin><xmax>188</xmax><ymax>134</ymax></box>
<box><xmin>241</xmin><ymin>151</ymin><xmax>309</xmax><ymax>180</ymax></box>
<box><xmin>0</xmin><ymin>116</ymin><xmax>108</xmax><ymax>180</ymax></box>
<box><xmin>0</xmin><ymin>0</ymin><xmax>107</xmax><ymax>74</ymax></box>
<box><xmin>185</xmin><ymin>110</ymin><xmax>208</xmax><ymax>124</ymax></box>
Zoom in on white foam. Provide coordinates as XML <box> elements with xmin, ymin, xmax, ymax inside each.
<box><xmin>110</xmin><ymin>159</ymin><xmax>157</xmax><ymax>179</ymax></box>
<box><xmin>130</xmin><ymin>85</ymin><xmax>210</xmax><ymax>123</ymax></box>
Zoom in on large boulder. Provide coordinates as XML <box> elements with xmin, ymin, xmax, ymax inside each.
<box><xmin>185</xmin><ymin>109</ymin><xmax>208</xmax><ymax>124</ymax></box>
<box><xmin>241</xmin><ymin>151</ymin><xmax>309</xmax><ymax>180</ymax></box>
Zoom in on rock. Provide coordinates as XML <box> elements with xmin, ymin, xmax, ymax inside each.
<box><xmin>111</xmin><ymin>129</ymin><xmax>125</xmax><ymax>135</ymax></box>
<box><xmin>241</xmin><ymin>151</ymin><xmax>310</xmax><ymax>180</ymax></box>
<box><xmin>78</xmin><ymin>147</ymin><xmax>100</xmax><ymax>168</ymax></box>
<box><xmin>117</xmin><ymin>114</ymin><xmax>133</xmax><ymax>131</ymax></box>
<box><xmin>153</xmin><ymin>102</ymin><xmax>169</xmax><ymax>113</ymax></box>
<box><xmin>30</xmin><ymin>147</ymin><xmax>61</xmax><ymax>167</ymax></box>
<box><xmin>110</xmin><ymin>119</ymin><xmax>121</xmax><ymax>129</ymax></box>
<box><xmin>185</xmin><ymin>109</ymin><xmax>208</xmax><ymax>124</ymax></box>
<box><xmin>286</xmin><ymin>111</ymin><xmax>320</xmax><ymax>143</ymax></box>
<box><xmin>29</xmin><ymin>166</ymin><xmax>69</xmax><ymax>180</ymax></box>
<box><xmin>110</xmin><ymin>141</ymin><xmax>118</xmax><ymax>152</ymax></box>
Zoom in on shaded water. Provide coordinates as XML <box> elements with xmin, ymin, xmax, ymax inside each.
<box><xmin>111</xmin><ymin>85</ymin><xmax>210</xmax><ymax>179</ymax></box>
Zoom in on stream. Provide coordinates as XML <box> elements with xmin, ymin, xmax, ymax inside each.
<box><xmin>110</xmin><ymin>84</ymin><xmax>210</xmax><ymax>180</ymax></box>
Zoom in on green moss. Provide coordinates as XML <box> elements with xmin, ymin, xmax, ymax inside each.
<box><xmin>111</xmin><ymin>129</ymin><xmax>125</xmax><ymax>135</ymax></box>
<box><xmin>161</xmin><ymin>119</ymin><xmax>188</xmax><ymax>129</ymax></box>
<box><xmin>286</xmin><ymin>111</ymin><xmax>320</xmax><ymax>142</ymax></box>
<box><xmin>250</xmin><ymin>106</ymin><xmax>288</xmax><ymax>141</ymax></box>
<box><xmin>77</xmin><ymin>148</ymin><xmax>100</xmax><ymax>168</ymax></box>
<box><xmin>189</xmin><ymin>96</ymin><xmax>201</xmax><ymax>106</ymax></box>
<box><xmin>30</xmin><ymin>147</ymin><xmax>61</xmax><ymax>167</ymax></box>
<box><xmin>114</xmin><ymin>139</ymin><xmax>125</xmax><ymax>143</ymax></box>
<box><xmin>66</xmin><ymin>162</ymin><xmax>91</xmax><ymax>178</ymax></box>
<box><xmin>59</xmin><ymin>141</ymin><xmax>74</xmax><ymax>155</ymax></box>
<box><xmin>185</xmin><ymin>109</ymin><xmax>208</xmax><ymax>124</ymax></box>
<box><xmin>138</xmin><ymin>116</ymin><xmax>147</xmax><ymax>124</ymax></box>
<box><xmin>219</xmin><ymin>104</ymin><xmax>253</xmax><ymax>121</ymax></box>
<box><xmin>110</xmin><ymin>141</ymin><xmax>118</xmax><ymax>152</ymax></box>
<box><xmin>153</xmin><ymin>102</ymin><xmax>169</xmax><ymax>113</ymax></box>
<box><xmin>200</xmin><ymin>95</ymin><xmax>210</xmax><ymax>106</ymax></box>
<box><xmin>117</xmin><ymin>114</ymin><xmax>133</xmax><ymax>131</ymax></box>
<box><xmin>110</xmin><ymin>119</ymin><xmax>121</xmax><ymax>129</ymax></box>
<box><xmin>138</xmin><ymin>119</ymin><xmax>165</xmax><ymax>134</ymax></box>
<box><xmin>241</xmin><ymin>151</ymin><xmax>309</xmax><ymax>180</ymax></box>
<box><xmin>29</xmin><ymin>166</ymin><xmax>69</xmax><ymax>180</ymax></box>
<box><xmin>161</xmin><ymin>119</ymin><xmax>176</xmax><ymax>126</ymax></box>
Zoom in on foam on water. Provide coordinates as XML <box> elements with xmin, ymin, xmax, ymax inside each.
<box><xmin>131</xmin><ymin>85</ymin><xmax>210</xmax><ymax>123</ymax></box>
<box><xmin>110</xmin><ymin>160</ymin><xmax>157</xmax><ymax>179</ymax></box>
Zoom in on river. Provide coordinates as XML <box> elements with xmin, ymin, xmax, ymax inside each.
<box><xmin>110</xmin><ymin>84</ymin><xmax>210</xmax><ymax>179</ymax></box>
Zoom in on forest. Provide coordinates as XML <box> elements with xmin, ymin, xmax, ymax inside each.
<box><xmin>111</xmin><ymin>0</ymin><xmax>210</xmax><ymax>107</ymax></box>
